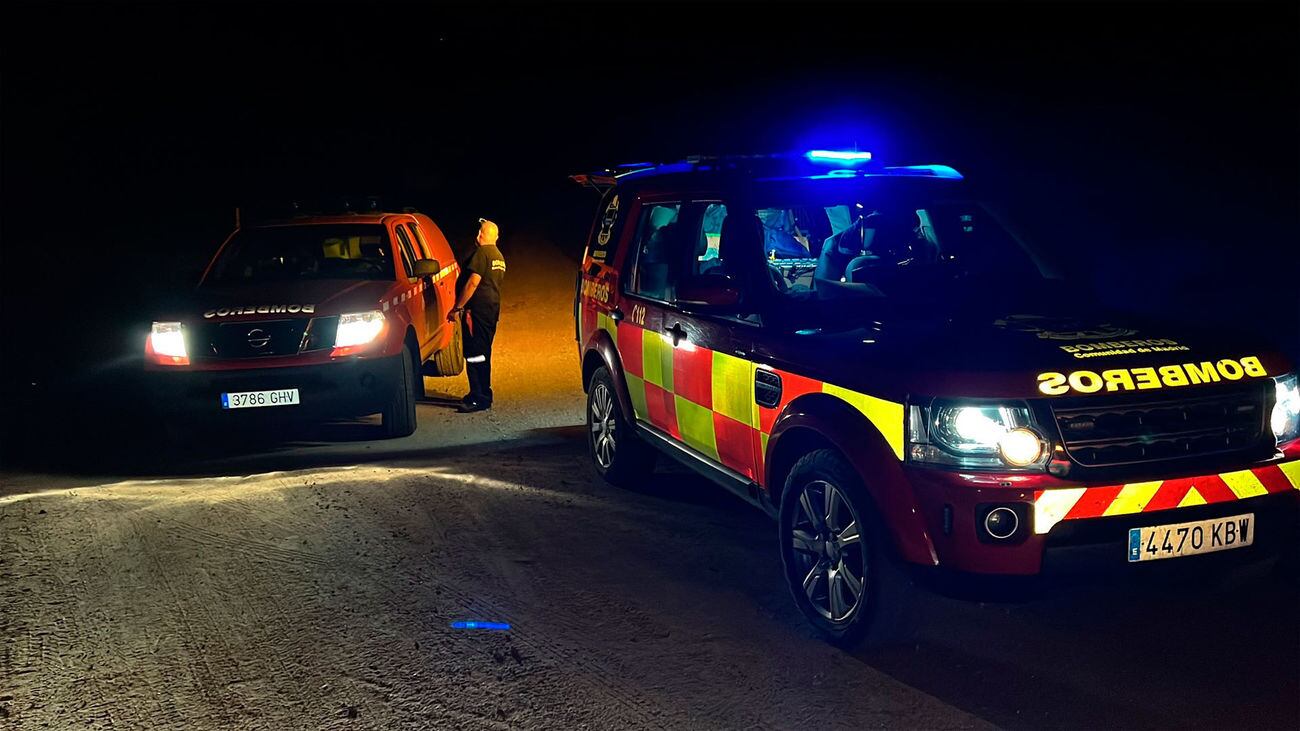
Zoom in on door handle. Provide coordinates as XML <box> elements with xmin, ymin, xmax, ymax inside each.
<box><xmin>664</xmin><ymin>323</ymin><xmax>687</xmax><ymax>347</ymax></box>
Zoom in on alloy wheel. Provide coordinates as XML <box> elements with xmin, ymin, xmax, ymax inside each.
<box><xmin>789</xmin><ymin>479</ymin><xmax>867</xmax><ymax>622</ymax></box>
<box><xmin>590</xmin><ymin>382</ymin><xmax>617</xmax><ymax>469</ymax></box>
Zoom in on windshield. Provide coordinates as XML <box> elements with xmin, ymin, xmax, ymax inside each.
<box><xmin>753</xmin><ymin>180</ymin><xmax>1044</xmax><ymax>307</ymax></box>
<box><xmin>205</xmin><ymin>225</ymin><xmax>395</xmax><ymax>285</ymax></box>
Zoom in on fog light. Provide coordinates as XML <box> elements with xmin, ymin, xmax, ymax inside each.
<box><xmin>984</xmin><ymin>507</ymin><xmax>1020</xmax><ymax>540</ymax></box>
<box><xmin>998</xmin><ymin>427</ymin><xmax>1043</xmax><ymax>467</ymax></box>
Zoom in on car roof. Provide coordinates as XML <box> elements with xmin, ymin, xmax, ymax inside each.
<box><xmin>252</xmin><ymin>213</ymin><xmax>411</xmax><ymax>228</ymax></box>
<box><xmin>590</xmin><ymin>153</ymin><xmax>963</xmax><ymax>196</ymax></box>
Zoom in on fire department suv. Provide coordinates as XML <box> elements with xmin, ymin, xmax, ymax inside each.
<box><xmin>146</xmin><ymin>210</ymin><xmax>463</xmax><ymax>438</ymax></box>
<box><xmin>572</xmin><ymin>152</ymin><xmax>1300</xmax><ymax>646</ymax></box>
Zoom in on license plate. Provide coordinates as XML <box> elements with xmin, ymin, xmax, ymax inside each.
<box><xmin>1127</xmin><ymin>513</ymin><xmax>1253</xmax><ymax>562</ymax></box>
<box><xmin>220</xmin><ymin>388</ymin><xmax>300</xmax><ymax>409</ymax></box>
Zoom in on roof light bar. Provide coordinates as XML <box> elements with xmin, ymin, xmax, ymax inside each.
<box><xmin>805</xmin><ymin>149</ymin><xmax>873</xmax><ymax>163</ymax></box>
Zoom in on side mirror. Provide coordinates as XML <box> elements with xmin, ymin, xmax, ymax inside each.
<box><xmin>675</xmin><ymin>274</ymin><xmax>741</xmax><ymax>312</ymax></box>
<box><xmin>412</xmin><ymin>259</ymin><xmax>441</xmax><ymax>277</ymax></box>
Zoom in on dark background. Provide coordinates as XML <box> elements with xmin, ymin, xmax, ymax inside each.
<box><xmin>3</xmin><ymin>1</ymin><xmax>1298</xmax><ymax>399</ymax></box>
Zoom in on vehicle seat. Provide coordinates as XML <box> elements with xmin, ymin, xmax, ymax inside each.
<box><xmin>638</xmin><ymin>221</ymin><xmax>678</xmax><ymax>298</ymax></box>
<box><xmin>710</xmin><ymin>212</ymin><xmax>763</xmax><ymax>281</ymax></box>
<box><xmin>815</xmin><ymin>217</ymin><xmax>869</xmax><ymax>281</ymax></box>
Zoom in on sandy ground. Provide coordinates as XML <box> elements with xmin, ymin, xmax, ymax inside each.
<box><xmin>1</xmin><ymin>236</ymin><xmax>1296</xmax><ymax>730</ymax></box>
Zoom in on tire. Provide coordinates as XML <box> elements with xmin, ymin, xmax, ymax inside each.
<box><xmin>779</xmin><ymin>449</ymin><xmax>919</xmax><ymax>648</ymax></box>
<box><xmin>586</xmin><ymin>366</ymin><xmax>655</xmax><ymax>486</ymax></box>
<box><xmin>381</xmin><ymin>343</ymin><xmax>418</xmax><ymax>438</ymax></box>
<box><xmin>428</xmin><ymin>320</ymin><xmax>464</xmax><ymax>377</ymax></box>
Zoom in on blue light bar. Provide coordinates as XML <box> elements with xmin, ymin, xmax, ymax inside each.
<box><xmin>884</xmin><ymin>164</ymin><xmax>963</xmax><ymax>180</ymax></box>
<box><xmin>450</xmin><ymin>620</ymin><xmax>511</xmax><ymax>631</ymax></box>
<box><xmin>805</xmin><ymin>149</ymin><xmax>873</xmax><ymax>163</ymax></box>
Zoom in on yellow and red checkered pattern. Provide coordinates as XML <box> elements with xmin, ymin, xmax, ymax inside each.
<box><xmin>600</xmin><ymin>314</ymin><xmax>904</xmax><ymax>485</ymax></box>
<box><xmin>1033</xmin><ymin>461</ymin><xmax>1300</xmax><ymax>534</ymax></box>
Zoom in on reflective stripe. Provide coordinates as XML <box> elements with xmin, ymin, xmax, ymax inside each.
<box><xmin>1219</xmin><ymin>469</ymin><xmax>1268</xmax><ymax>499</ymax></box>
<box><xmin>465</xmin><ymin>355</ymin><xmax>487</xmax><ymax>363</ymax></box>
<box><xmin>711</xmin><ymin>351</ymin><xmax>755</xmax><ymax>426</ymax></box>
<box><xmin>822</xmin><ymin>383</ymin><xmax>906</xmax><ymax>460</ymax></box>
<box><xmin>1101</xmin><ymin>481</ymin><xmax>1162</xmax><ymax>517</ymax></box>
<box><xmin>1033</xmin><ymin>487</ymin><xmax>1087</xmax><ymax>534</ymax></box>
<box><xmin>1032</xmin><ymin>461</ymin><xmax>1299</xmax><ymax>533</ymax></box>
<box><xmin>606</xmin><ymin>318</ymin><xmax>905</xmax><ymax>484</ymax></box>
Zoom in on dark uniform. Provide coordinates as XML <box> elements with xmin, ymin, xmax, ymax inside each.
<box><xmin>459</xmin><ymin>243</ymin><xmax>506</xmax><ymax>406</ymax></box>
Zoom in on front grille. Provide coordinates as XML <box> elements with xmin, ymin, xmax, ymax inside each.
<box><xmin>1050</xmin><ymin>383</ymin><xmax>1268</xmax><ymax>468</ymax></box>
<box><xmin>192</xmin><ymin>317</ymin><xmax>337</xmax><ymax>359</ymax></box>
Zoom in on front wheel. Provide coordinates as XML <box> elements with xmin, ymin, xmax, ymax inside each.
<box><xmin>586</xmin><ymin>366</ymin><xmax>655</xmax><ymax>486</ymax></box>
<box><xmin>779</xmin><ymin>449</ymin><xmax>919</xmax><ymax>648</ymax></box>
<box><xmin>381</xmin><ymin>344</ymin><xmax>418</xmax><ymax>438</ymax></box>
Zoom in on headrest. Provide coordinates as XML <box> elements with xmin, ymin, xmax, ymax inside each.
<box><xmin>719</xmin><ymin>213</ymin><xmax>762</xmax><ymax>261</ymax></box>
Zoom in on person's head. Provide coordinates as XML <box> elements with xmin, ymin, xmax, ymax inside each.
<box><xmin>476</xmin><ymin>218</ymin><xmax>499</xmax><ymax>246</ymax></box>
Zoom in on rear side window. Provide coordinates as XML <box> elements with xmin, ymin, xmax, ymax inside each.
<box><xmin>405</xmin><ymin>223</ymin><xmax>430</xmax><ymax>259</ymax></box>
<box><xmin>628</xmin><ymin>203</ymin><xmax>681</xmax><ymax>301</ymax></box>
<box><xmin>394</xmin><ymin>225</ymin><xmax>418</xmax><ymax>277</ymax></box>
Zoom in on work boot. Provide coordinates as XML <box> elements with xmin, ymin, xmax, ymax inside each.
<box><xmin>458</xmin><ymin>397</ymin><xmax>491</xmax><ymax>413</ymax></box>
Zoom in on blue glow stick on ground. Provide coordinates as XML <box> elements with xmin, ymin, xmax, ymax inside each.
<box><xmin>450</xmin><ymin>620</ymin><xmax>511</xmax><ymax>631</ymax></box>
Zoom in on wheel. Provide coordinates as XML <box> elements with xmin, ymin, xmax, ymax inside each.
<box><xmin>428</xmin><ymin>320</ymin><xmax>464</xmax><ymax>377</ymax></box>
<box><xmin>586</xmin><ymin>366</ymin><xmax>655</xmax><ymax>485</ymax></box>
<box><xmin>381</xmin><ymin>343</ymin><xmax>418</xmax><ymax>438</ymax></box>
<box><xmin>779</xmin><ymin>449</ymin><xmax>919</xmax><ymax>648</ymax></box>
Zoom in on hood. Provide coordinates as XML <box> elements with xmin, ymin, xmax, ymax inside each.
<box><xmin>781</xmin><ymin>311</ymin><xmax>1292</xmax><ymax>401</ymax></box>
<box><xmin>162</xmin><ymin>279</ymin><xmax>396</xmax><ymax>322</ymax></box>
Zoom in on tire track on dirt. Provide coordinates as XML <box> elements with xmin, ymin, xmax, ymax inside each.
<box><xmin>160</xmin><ymin>516</ymin><xmax>332</xmax><ymax>568</ymax></box>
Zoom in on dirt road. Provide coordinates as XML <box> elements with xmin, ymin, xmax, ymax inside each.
<box><xmin>1</xmin><ymin>236</ymin><xmax>1295</xmax><ymax>729</ymax></box>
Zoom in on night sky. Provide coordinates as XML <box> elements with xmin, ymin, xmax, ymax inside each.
<box><xmin>2</xmin><ymin>2</ymin><xmax>1297</xmax><ymax>388</ymax></box>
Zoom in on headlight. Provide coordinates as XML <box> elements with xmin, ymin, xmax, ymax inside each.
<box><xmin>332</xmin><ymin>311</ymin><xmax>386</xmax><ymax>353</ymax></box>
<box><xmin>908</xmin><ymin>399</ymin><xmax>1048</xmax><ymax>470</ymax></box>
<box><xmin>147</xmin><ymin>322</ymin><xmax>189</xmax><ymax>365</ymax></box>
<box><xmin>1273</xmin><ymin>373</ymin><xmax>1300</xmax><ymax>444</ymax></box>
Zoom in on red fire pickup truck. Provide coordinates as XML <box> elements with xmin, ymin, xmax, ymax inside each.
<box><xmin>146</xmin><ymin>210</ymin><xmax>462</xmax><ymax>438</ymax></box>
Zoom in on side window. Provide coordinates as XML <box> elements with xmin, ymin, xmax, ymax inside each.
<box><xmin>394</xmin><ymin>225</ymin><xmax>418</xmax><ymax>278</ymax></box>
<box><xmin>405</xmin><ymin>223</ymin><xmax>430</xmax><ymax>260</ymax></box>
<box><xmin>628</xmin><ymin>203</ymin><xmax>681</xmax><ymax>300</ymax></box>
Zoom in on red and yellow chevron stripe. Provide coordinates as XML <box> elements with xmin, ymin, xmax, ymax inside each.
<box><xmin>1033</xmin><ymin>461</ymin><xmax>1300</xmax><ymax>534</ymax></box>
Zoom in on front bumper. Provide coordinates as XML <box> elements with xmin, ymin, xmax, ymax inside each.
<box><xmin>907</xmin><ymin>457</ymin><xmax>1300</xmax><ymax>575</ymax></box>
<box><xmin>149</xmin><ymin>355</ymin><xmax>403</xmax><ymax>422</ymax></box>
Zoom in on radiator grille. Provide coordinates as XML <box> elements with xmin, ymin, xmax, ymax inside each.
<box><xmin>192</xmin><ymin>317</ymin><xmax>337</xmax><ymax>359</ymax></box>
<box><xmin>1050</xmin><ymin>383</ymin><xmax>1268</xmax><ymax>467</ymax></box>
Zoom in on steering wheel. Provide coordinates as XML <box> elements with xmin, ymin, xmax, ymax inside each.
<box><xmin>768</xmin><ymin>262</ymin><xmax>789</xmax><ymax>293</ymax></box>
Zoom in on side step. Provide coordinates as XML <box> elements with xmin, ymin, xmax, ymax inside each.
<box><xmin>633</xmin><ymin>423</ymin><xmax>778</xmax><ymax>520</ymax></box>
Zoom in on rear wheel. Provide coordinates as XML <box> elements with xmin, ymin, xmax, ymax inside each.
<box><xmin>587</xmin><ymin>366</ymin><xmax>655</xmax><ymax>486</ymax></box>
<box><xmin>427</xmin><ymin>320</ymin><xmax>464</xmax><ymax>377</ymax></box>
<box><xmin>381</xmin><ymin>344</ymin><xmax>418</xmax><ymax>438</ymax></box>
<box><xmin>779</xmin><ymin>449</ymin><xmax>919</xmax><ymax>648</ymax></box>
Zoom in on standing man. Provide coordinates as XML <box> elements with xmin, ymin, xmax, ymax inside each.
<box><xmin>448</xmin><ymin>217</ymin><xmax>506</xmax><ymax>412</ymax></box>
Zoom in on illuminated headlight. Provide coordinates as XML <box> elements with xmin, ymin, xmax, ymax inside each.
<box><xmin>148</xmin><ymin>322</ymin><xmax>189</xmax><ymax>365</ymax></box>
<box><xmin>908</xmin><ymin>400</ymin><xmax>1047</xmax><ymax>470</ymax></box>
<box><xmin>333</xmin><ymin>311</ymin><xmax>386</xmax><ymax>350</ymax></box>
<box><xmin>1273</xmin><ymin>373</ymin><xmax>1300</xmax><ymax>444</ymax></box>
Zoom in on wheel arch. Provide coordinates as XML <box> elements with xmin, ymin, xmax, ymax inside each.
<box><xmin>403</xmin><ymin>326</ymin><xmax>421</xmax><ymax>369</ymax></box>
<box><xmin>580</xmin><ymin>329</ymin><xmax>636</xmax><ymax>420</ymax></box>
<box><xmin>766</xmin><ymin>393</ymin><xmax>937</xmax><ymax>567</ymax></box>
